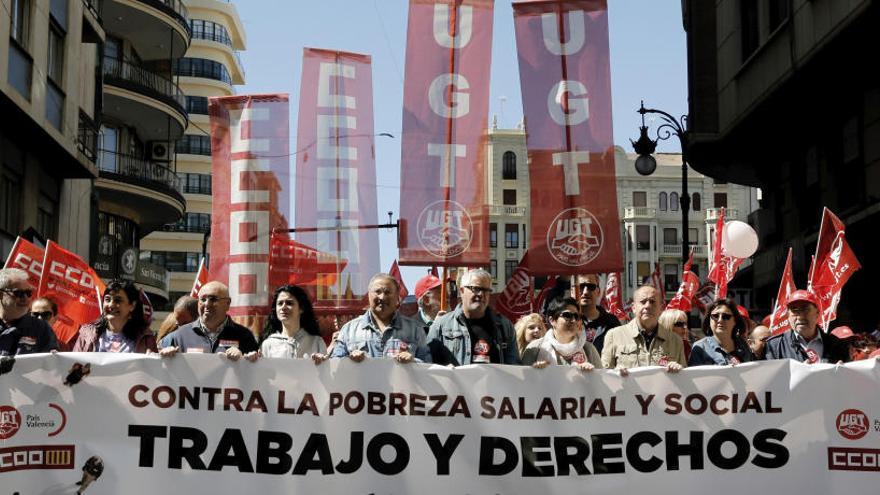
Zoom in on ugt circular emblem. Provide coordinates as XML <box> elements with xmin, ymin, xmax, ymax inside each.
<box><xmin>546</xmin><ymin>208</ymin><xmax>603</xmax><ymax>266</ymax></box>
<box><xmin>417</xmin><ymin>200</ymin><xmax>473</xmax><ymax>258</ymax></box>
<box><xmin>0</xmin><ymin>405</ymin><xmax>21</xmax><ymax>440</ymax></box>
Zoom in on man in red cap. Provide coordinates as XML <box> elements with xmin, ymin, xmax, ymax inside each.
<box><xmin>762</xmin><ymin>290</ymin><xmax>849</xmax><ymax>363</ymax></box>
<box><xmin>414</xmin><ymin>274</ymin><xmax>443</xmax><ymax>332</ymax></box>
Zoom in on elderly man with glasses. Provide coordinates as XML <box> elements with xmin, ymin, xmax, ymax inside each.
<box><xmin>573</xmin><ymin>274</ymin><xmax>621</xmax><ymax>353</ymax></box>
<box><xmin>0</xmin><ymin>268</ymin><xmax>58</xmax><ymax>359</ymax></box>
<box><xmin>763</xmin><ymin>290</ymin><xmax>849</xmax><ymax>363</ymax></box>
<box><xmin>158</xmin><ymin>281</ymin><xmax>258</xmax><ymax>360</ymax></box>
<box><xmin>427</xmin><ymin>268</ymin><xmax>521</xmax><ymax>366</ymax></box>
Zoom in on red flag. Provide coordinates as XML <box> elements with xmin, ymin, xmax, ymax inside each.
<box><xmin>37</xmin><ymin>241</ymin><xmax>104</xmax><ymax>345</ymax></box>
<box><xmin>209</xmin><ymin>94</ymin><xmax>290</xmax><ymax>316</ymax></box>
<box><xmin>514</xmin><ymin>0</ymin><xmax>622</xmax><ymax>275</ymax></box>
<box><xmin>769</xmin><ymin>248</ymin><xmax>796</xmax><ymax>336</ymax></box>
<box><xmin>3</xmin><ymin>237</ymin><xmax>44</xmax><ymax>288</ymax></box>
<box><xmin>534</xmin><ymin>275</ymin><xmax>559</xmax><ymax>314</ymax></box>
<box><xmin>603</xmin><ymin>272</ymin><xmax>629</xmax><ymax>322</ymax></box>
<box><xmin>430</xmin><ymin>266</ymin><xmax>439</xmax><ymax>277</ymax></box>
<box><xmin>667</xmin><ymin>252</ymin><xmax>699</xmax><ymax>312</ymax></box>
<box><xmin>388</xmin><ymin>260</ymin><xmax>409</xmax><ymax>299</ymax></box>
<box><xmin>495</xmin><ymin>253</ymin><xmax>534</xmax><ymax>323</ymax></box>
<box><xmin>295</xmin><ymin>48</ymin><xmax>380</xmax><ymax>311</ymax></box>
<box><xmin>708</xmin><ymin>208</ymin><xmax>745</xmax><ymax>299</ymax></box>
<box><xmin>190</xmin><ymin>257</ymin><xmax>208</xmax><ymax>298</ymax></box>
<box><xmin>398</xmin><ymin>1</ymin><xmax>493</xmax><ymax>266</ymax></box>
<box><xmin>140</xmin><ymin>289</ymin><xmax>153</xmax><ymax>326</ymax></box>
<box><xmin>650</xmin><ymin>262</ymin><xmax>666</xmax><ymax>301</ymax></box>
<box><xmin>268</xmin><ymin>233</ymin><xmax>346</xmax><ymax>289</ymax></box>
<box><xmin>809</xmin><ymin>209</ymin><xmax>861</xmax><ymax>329</ymax></box>
<box><xmin>693</xmin><ymin>282</ymin><xmax>716</xmax><ymax>315</ymax></box>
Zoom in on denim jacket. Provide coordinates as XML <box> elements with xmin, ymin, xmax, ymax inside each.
<box><xmin>688</xmin><ymin>335</ymin><xmax>755</xmax><ymax>366</ymax></box>
<box><xmin>426</xmin><ymin>306</ymin><xmax>521</xmax><ymax>366</ymax></box>
<box><xmin>330</xmin><ymin>310</ymin><xmax>431</xmax><ymax>362</ymax></box>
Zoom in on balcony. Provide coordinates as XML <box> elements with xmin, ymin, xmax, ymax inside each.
<box><xmin>623</xmin><ymin>206</ymin><xmax>657</xmax><ymax>220</ymax></box>
<box><xmin>706</xmin><ymin>208</ymin><xmax>739</xmax><ymax>222</ymax></box>
<box><xmin>661</xmin><ymin>244</ymin><xmax>708</xmax><ymax>258</ymax></box>
<box><xmin>77</xmin><ymin>111</ymin><xmax>99</xmax><ymax>164</ymax></box>
<box><xmin>489</xmin><ymin>205</ymin><xmax>527</xmax><ymax>217</ymax></box>
<box><xmin>96</xmin><ymin>150</ymin><xmax>185</xmax><ymax>234</ymax></box>
<box><xmin>103</xmin><ymin>0</ymin><xmax>191</xmax><ymax>60</ymax></box>
<box><xmin>102</xmin><ymin>57</ymin><xmax>188</xmax><ymax>141</ymax></box>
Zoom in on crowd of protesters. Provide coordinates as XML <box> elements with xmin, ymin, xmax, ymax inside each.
<box><xmin>2</xmin><ymin>266</ymin><xmax>880</xmax><ymax>371</ymax></box>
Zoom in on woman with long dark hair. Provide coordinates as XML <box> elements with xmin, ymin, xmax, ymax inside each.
<box><xmin>261</xmin><ymin>285</ymin><xmax>327</xmax><ymax>361</ymax></box>
<box><xmin>689</xmin><ymin>298</ymin><xmax>755</xmax><ymax>366</ymax></box>
<box><xmin>72</xmin><ymin>280</ymin><xmax>156</xmax><ymax>353</ymax></box>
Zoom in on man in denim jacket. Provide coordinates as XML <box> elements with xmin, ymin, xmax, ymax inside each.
<box><xmin>331</xmin><ymin>273</ymin><xmax>430</xmax><ymax>363</ymax></box>
<box><xmin>427</xmin><ymin>269</ymin><xmax>520</xmax><ymax>366</ymax></box>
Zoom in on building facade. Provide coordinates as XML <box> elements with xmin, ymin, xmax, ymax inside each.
<box><xmin>485</xmin><ymin>127</ymin><xmax>759</xmax><ymax>306</ymax></box>
<box><xmin>139</xmin><ymin>0</ymin><xmax>246</xmax><ymax>313</ymax></box>
<box><xmin>683</xmin><ymin>0</ymin><xmax>878</xmax><ymax>327</ymax></box>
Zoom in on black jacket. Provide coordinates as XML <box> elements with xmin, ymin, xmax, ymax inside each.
<box><xmin>581</xmin><ymin>306</ymin><xmax>622</xmax><ymax>354</ymax></box>
<box><xmin>0</xmin><ymin>314</ymin><xmax>59</xmax><ymax>356</ymax></box>
<box><xmin>160</xmin><ymin>317</ymin><xmax>258</xmax><ymax>354</ymax></box>
<box><xmin>763</xmin><ymin>328</ymin><xmax>849</xmax><ymax>363</ymax></box>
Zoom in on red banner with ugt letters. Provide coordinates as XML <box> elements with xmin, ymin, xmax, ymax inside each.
<box><xmin>513</xmin><ymin>0</ymin><xmax>621</xmax><ymax>275</ymax></box>
<box><xmin>294</xmin><ymin>49</ymin><xmax>380</xmax><ymax>311</ymax></box>
<box><xmin>209</xmin><ymin>95</ymin><xmax>290</xmax><ymax>316</ymax></box>
<box><xmin>398</xmin><ymin>0</ymin><xmax>494</xmax><ymax>267</ymax></box>
<box><xmin>37</xmin><ymin>241</ymin><xmax>104</xmax><ymax>344</ymax></box>
<box><xmin>3</xmin><ymin>237</ymin><xmax>44</xmax><ymax>288</ymax></box>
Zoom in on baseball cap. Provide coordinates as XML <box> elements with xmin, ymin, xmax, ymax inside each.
<box><xmin>415</xmin><ymin>275</ymin><xmax>442</xmax><ymax>301</ymax></box>
<box><xmin>786</xmin><ymin>290</ymin><xmax>819</xmax><ymax>308</ymax></box>
<box><xmin>831</xmin><ymin>326</ymin><xmax>857</xmax><ymax>341</ymax></box>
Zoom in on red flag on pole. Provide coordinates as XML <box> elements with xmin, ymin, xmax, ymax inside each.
<box><xmin>667</xmin><ymin>252</ymin><xmax>699</xmax><ymax>312</ymax></box>
<box><xmin>190</xmin><ymin>257</ymin><xmax>208</xmax><ymax>298</ymax></box>
<box><xmin>603</xmin><ymin>272</ymin><xmax>629</xmax><ymax>322</ymax></box>
<box><xmin>708</xmin><ymin>208</ymin><xmax>745</xmax><ymax>299</ymax></box>
<box><xmin>809</xmin><ymin>209</ymin><xmax>861</xmax><ymax>329</ymax></box>
<box><xmin>495</xmin><ymin>252</ymin><xmax>534</xmax><ymax>323</ymax></box>
<box><xmin>398</xmin><ymin>0</ymin><xmax>494</xmax><ymax>267</ymax></box>
<box><xmin>388</xmin><ymin>260</ymin><xmax>409</xmax><ymax>299</ymax></box>
<box><xmin>534</xmin><ymin>276</ymin><xmax>559</xmax><ymax>315</ymax></box>
<box><xmin>769</xmin><ymin>248</ymin><xmax>796</xmax><ymax>336</ymax></box>
<box><xmin>650</xmin><ymin>262</ymin><xmax>666</xmax><ymax>301</ymax></box>
<box><xmin>3</xmin><ymin>237</ymin><xmax>44</xmax><ymax>288</ymax></box>
<box><xmin>38</xmin><ymin>241</ymin><xmax>105</xmax><ymax>345</ymax></box>
<box><xmin>513</xmin><ymin>0</ymin><xmax>622</xmax><ymax>275</ymax></box>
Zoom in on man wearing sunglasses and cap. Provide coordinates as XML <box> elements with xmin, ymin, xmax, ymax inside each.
<box><xmin>763</xmin><ymin>290</ymin><xmax>849</xmax><ymax>363</ymax></box>
<box><xmin>573</xmin><ymin>274</ymin><xmax>621</xmax><ymax>354</ymax></box>
<box><xmin>0</xmin><ymin>268</ymin><xmax>58</xmax><ymax>360</ymax></box>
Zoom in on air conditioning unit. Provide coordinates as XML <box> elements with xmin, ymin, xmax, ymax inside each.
<box><xmin>149</xmin><ymin>141</ymin><xmax>170</xmax><ymax>162</ymax></box>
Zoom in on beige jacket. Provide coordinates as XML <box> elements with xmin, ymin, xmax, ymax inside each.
<box><xmin>600</xmin><ymin>319</ymin><xmax>687</xmax><ymax>369</ymax></box>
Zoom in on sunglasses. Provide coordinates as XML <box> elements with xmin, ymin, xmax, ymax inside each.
<box><xmin>710</xmin><ymin>313</ymin><xmax>734</xmax><ymax>322</ymax></box>
<box><xmin>31</xmin><ymin>311</ymin><xmax>53</xmax><ymax>320</ymax></box>
<box><xmin>1</xmin><ymin>288</ymin><xmax>33</xmax><ymax>299</ymax></box>
<box><xmin>579</xmin><ymin>283</ymin><xmax>598</xmax><ymax>292</ymax></box>
<box><xmin>558</xmin><ymin>311</ymin><xmax>580</xmax><ymax>321</ymax></box>
<box><xmin>673</xmin><ymin>321</ymin><xmax>688</xmax><ymax>328</ymax></box>
<box><xmin>463</xmin><ymin>285</ymin><xmax>491</xmax><ymax>295</ymax></box>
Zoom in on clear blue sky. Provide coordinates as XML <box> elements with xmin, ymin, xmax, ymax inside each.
<box><xmin>235</xmin><ymin>0</ymin><xmax>688</xmax><ymax>289</ymax></box>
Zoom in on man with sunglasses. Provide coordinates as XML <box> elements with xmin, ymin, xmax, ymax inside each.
<box><xmin>0</xmin><ymin>268</ymin><xmax>58</xmax><ymax>359</ymax></box>
<box><xmin>427</xmin><ymin>269</ymin><xmax>520</xmax><ymax>365</ymax></box>
<box><xmin>573</xmin><ymin>274</ymin><xmax>620</xmax><ymax>353</ymax></box>
<box><xmin>763</xmin><ymin>290</ymin><xmax>848</xmax><ymax>363</ymax></box>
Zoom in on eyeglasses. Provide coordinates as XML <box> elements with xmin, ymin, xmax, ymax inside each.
<box><xmin>579</xmin><ymin>283</ymin><xmax>598</xmax><ymax>292</ymax></box>
<box><xmin>1</xmin><ymin>288</ymin><xmax>33</xmax><ymax>299</ymax></box>
<box><xmin>31</xmin><ymin>311</ymin><xmax>54</xmax><ymax>320</ymax></box>
<box><xmin>710</xmin><ymin>313</ymin><xmax>734</xmax><ymax>322</ymax></box>
<box><xmin>673</xmin><ymin>321</ymin><xmax>688</xmax><ymax>328</ymax></box>
<box><xmin>558</xmin><ymin>311</ymin><xmax>580</xmax><ymax>321</ymax></box>
<box><xmin>463</xmin><ymin>285</ymin><xmax>491</xmax><ymax>295</ymax></box>
<box><xmin>199</xmin><ymin>295</ymin><xmax>230</xmax><ymax>304</ymax></box>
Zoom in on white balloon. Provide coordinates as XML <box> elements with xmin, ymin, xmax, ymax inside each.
<box><xmin>722</xmin><ymin>221</ymin><xmax>759</xmax><ymax>258</ymax></box>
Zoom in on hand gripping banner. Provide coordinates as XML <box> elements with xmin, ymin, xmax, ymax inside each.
<box><xmin>514</xmin><ymin>0</ymin><xmax>622</xmax><ymax>275</ymax></box>
<box><xmin>398</xmin><ymin>0</ymin><xmax>494</xmax><ymax>266</ymax></box>
<box><xmin>209</xmin><ymin>94</ymin><xmax>290</xmax><ymax>316</ymax></box>
<box><xmin>295</xmin><ymin>48</ymin><xmax>381</xmax><ymax>311</ymax></box>
<box><xmin>3</xmin><ymin>355</ymin><xmax>880</xmax><ymax>493</ymax></box>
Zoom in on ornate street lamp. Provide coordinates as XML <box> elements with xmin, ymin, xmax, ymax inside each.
<box><xmin>630</xmin><ymin>100</ymin><xmax>690</xmax><ymax>264</ymax></box>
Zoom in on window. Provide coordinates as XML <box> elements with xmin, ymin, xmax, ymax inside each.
<box><xmin>190</xmin><ymin>20</ymin><xmax>232</xmax><ymax>47</ymax></box>
<box><xmin>490</xmin><ymin>260</ymin><xmax>497</xmax><ymax>280</ymax></box>
<box><xmin>504</xmin><ymin>224</ymin><xmax>519</xmax><ymax>249</ymax></box>
<box><xmin>143</xmin><ymin>251</ymin><xmax>201</xmax><ymax>273</ymax></box>
<box><xmin>45</xmin><ymin>18</ymin><xmax>65</xmax><ymax>130</ymax></box>
<box><xmin>692</xmin><ymin>192</ymin><xmax>701</xmax><ymax>211</ymax></box>
<box><xmin>670</xmin><ymin>192</ymin><xmax>679</xmax><ymax>211</ymax></box>
<box><xmin>768</xmin><ymin>0</ymin><xmax>790</xmax><ymax>33</ymax></box>
<box><xmin>0</xmin><ymin>164</ymin><xmax>23</xmax><ymax>235</ymax></box>
<box><xmin>637</xmin><ymin>262</ymin><xmax>651</xmax><ymax>284</ymax></box>
<box><xmin>659</xmin><ymin>192</ymin><xmax>667</xmax><ymax>211</ymax></box>
<box><xmin>741</xmin><ymin>0</ymin><xmax>759</xmax><ymax>61</ymax></box>
<box><xmin>11</xmin><ymin>0</ymin><xmax>31</xmax><ymax>48</ymax></box>
<box><xmin>503</xmin><ymin>189</ymin><xmax>516</xmax><ymax>205</ymax></box>
<box><xmin>663</xmin><ymin>228</ymin><xmax>677</xmax><ymax>245</ymax></box>
<box><xmin>636</xmin><ymin>225</ymin><xmax>650</xmax><ymax>251</ymax></box>
<box><xmin>8</xmin><ymin>0</ymin><xmax>33</xmax><ymax>98</ymax></box>
<box><xmin>689</xmin><ymin>228</ymin><xmax>699</xmax><ymax>246</ymax></box>
<box><xmin>505</xmin><ymin>260</ymin><xmax>518</xmax><ymax>282</ymax></box>
<box><xmin>176</xmin><ymin>135</ymin><xmax>212</xmax><ymax>156</ymax></box>
<box><xmin>173</xmin><ymin>58</ymin><xmax>232</xmax><ymax>85</ymax></box>
<box><xmin>502</xmin><ymin>151</ymin><xmax>516</xmax><ymax>180</ymax></box>
<box><xmin>104</xmin><ymin>36</ymin><xmax>121</xmax><ymax>61</ymax></box>
<box><xmin>664</xmin><ymin>264</ymin><xmax>679</xmax><ymax>292</ymax></box>
<box><xmin>36</xmin><ymin>192</ymin><xmax>57</xmax><ymax>240</ymax></box>
<box><xmin>165</xmin><ymin>213</ymin><xmax>210</xmax><ymax>233</ymax></box>
<box><xmin>632</xmin><ymin>191</ymin><xmax>647</xmax><ymax>207</ymax></box>
<box><xmin>185</xmin><ymin>96</ymin><xmax>209</xmax><ymax>115</ymax></box>
<box><xmin>489</xmin><ymin>223</ymin><xmax>497</xmax><ymax>248</ymax></box>
<box><xmin>714</xmin><ymin>193</ymin><xmax>728</xmax><ymax>208</ymax></box>
<box><xmin>179</xmin><ymin>173</ymin><xmax>212</xmax><ymax>194</ymax></box>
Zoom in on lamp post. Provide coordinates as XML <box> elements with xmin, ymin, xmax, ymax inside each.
<box><xmin>630</xmin><ymin>100</ymin><xmax>690</xmax><ymax>265</ymax></box>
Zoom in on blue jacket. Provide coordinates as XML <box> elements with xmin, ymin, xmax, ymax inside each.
<box><xmin>426</xmin><ymin>306</ymin><xmax>521</xmax><ymax>366</ymax></box>
<box><xmin>331</xmin><ymin>310</ymin><xmax>431</xmax><ymax>362</ymax></box>
<box><xmin>688</xmin><ymin>335</ymin><xmax>755</xmax><ymax>366</ymax></box>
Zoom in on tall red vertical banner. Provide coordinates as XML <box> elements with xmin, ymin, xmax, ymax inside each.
<box><xmin>513</xmin><ymin>0</ymin><xmax>621</xmax><ymax>275</ymax></box>
<box><xmin>398</xmin><ymin>0</ymin><xmax>494</xmax><ymax>266</ymax></box>
<box><xmin>209</xmin><ymin>95</ymin><xmax>290</xmax><ymax>316</ymax></box>
<box><xmin>295</xmin><ymin>48</ymin><xmax>380</xmax><ymax>311</ymax></box>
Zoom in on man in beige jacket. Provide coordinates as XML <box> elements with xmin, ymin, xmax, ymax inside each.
<box><xmin>601</xmin><ymin>285</ymin><xmax>686</xmax><ymax>372</ymax></box>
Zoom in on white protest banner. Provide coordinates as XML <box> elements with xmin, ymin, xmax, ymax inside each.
<box><xmin>1</xmin><ymin>355</ymin><xmax>879</xmax><ymax>493</ymax></box>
